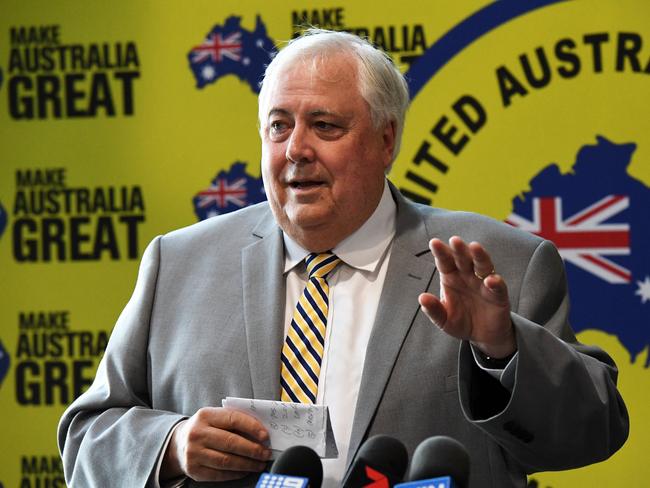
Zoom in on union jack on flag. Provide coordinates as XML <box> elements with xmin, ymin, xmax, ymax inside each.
<box><xmin>197</xmin><ymin>177</ymin><xmax>248</xmax><ymax>209</ymax></box>
<box><xmin>191</xmin><ymin>32</ymin><xmax>242</xmax><ymax>64</ymax></box>
<box><xmin>506</xmin><ymin>195</ymin><xmax>631</xmax><ymax>284</ymax></box>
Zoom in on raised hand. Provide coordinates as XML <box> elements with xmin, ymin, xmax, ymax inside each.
<box><xmin>418</xmin><ymin>236</ymin><xmax>516</xmax><ymax>359</ymax></box>
<box><xmin>161</xmin><ymin>407</ymin><xmax>272</xmax><ymax>483</ymax></box>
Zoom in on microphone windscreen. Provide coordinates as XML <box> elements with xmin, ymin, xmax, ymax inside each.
<box><xmin>407</xmin><ymin>436</ymin><xmax>470</xmax><ymax>488</ymax></box>
<box><xmin>342</xmin><ymin>435</ymin><xmax>409</xmax><ymax>488</ymax></box>
<box><xmin>357</xmin><ymin>435</ymin><xmax>409</xmax><ymax>480</ymax></box>
<box><xmin>271</xmin><ymin>445</ymin><xmax>323</xmax><ymax>488</ymax></box>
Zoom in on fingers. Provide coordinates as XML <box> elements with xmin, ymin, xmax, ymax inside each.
<box><xmin>201</xmin><ymin>407</ymin><xmax>269</xmax><ymax>448</ymax></box>
<box><xmin>429</xmin><ymin>237</ymin><xmax>509</xmax><ymax>307</ymax></box>
<box><xmin>198</xmin><ymin>425</ymin><xmax>269</xmax><ymax>463</ymax></box>
<box><xmin>431</xmin><ymin>237</ymin><xmax>478</xmax><ymax>276</ymax></box>
<box><xmin>429</xmin><ymin>238</ymin><xmax>457</xmax><ymax>274</ymax></box>
<box><xmin>466</xmin><ymin>241</ymin><xmax>509</xmax><ymax>300</ymax></box>
<box><xmin>468</xmin><ymin>241</ymin><xmax>495</xmax><ymax>281</ymax></box>
<box><xmin>430</xmin><ymin>237</ymin><xmax>497</xmax><ymax>282</ymax></box>
<box><xmin>184</xmin><ymin>440</ymin><xmax>268</xmax><ymax>481</ymax></box>
<box><xmin>174</xmin><ymin>408</ymin><xmax>272</xmax><ymax>482</ymax></box>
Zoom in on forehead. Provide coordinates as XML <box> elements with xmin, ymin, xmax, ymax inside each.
<box><xmin>260</xmin><ymin>52</ymin><xmax>364</xmax><ymax>118</ymax></box>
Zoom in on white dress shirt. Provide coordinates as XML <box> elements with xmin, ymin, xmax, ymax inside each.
<box><xmin>282</xmin><ymin>181</ymin><xmax>396</xmax><ymax>488</ymax></box>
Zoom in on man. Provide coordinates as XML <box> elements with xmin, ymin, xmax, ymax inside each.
<box><xmin>58</xmin><ymin>30</ymin><xmax>628</xmax><ymax>488</ymax></box>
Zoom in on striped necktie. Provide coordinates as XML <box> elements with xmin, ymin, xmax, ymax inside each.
<box><xmin>280</xmin><ymin>252</ymin><xmax>342</xmax><ymax>404</ymax></box>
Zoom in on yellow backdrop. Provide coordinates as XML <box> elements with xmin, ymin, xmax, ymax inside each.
<box><xmin>0</xmin><ymin>1</ymin><xmax>647</xmax><ymax>486</ymax></box>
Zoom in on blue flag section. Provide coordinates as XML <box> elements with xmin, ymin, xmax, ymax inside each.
<box><xmin>508</xmin><ymin>136</ymin><xmax>650</xmax><ymax>366</ymax></box>
<box><xmin>188</xmin><ymin>15</ymin><xmax>276</xmax><ymax>93</ymax></box>
<box><xmin>192</xmin><ymin>162</ymin><xmax>266</xmax><ymax>220</ymax></box>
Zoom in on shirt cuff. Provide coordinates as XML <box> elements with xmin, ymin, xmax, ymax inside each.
<box><xmin>154</xmin><ymin>421</ymin><xmax>188</xmax><ymax>488</ymax></box>
<box><xmin>470</xmin><ymin>344</ymin><xmax>518</xmax><ymax>392</ymax></box>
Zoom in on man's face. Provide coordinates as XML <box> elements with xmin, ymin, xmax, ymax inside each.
<box><xmin>259</xmin><ymin>53</ymin><xmax>395</xmax><ymax>252</ymax></box>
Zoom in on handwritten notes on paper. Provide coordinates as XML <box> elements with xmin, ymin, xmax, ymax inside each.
<box><xmin>222</xmin><ymin>397</ymin><xmax>338</xmax><ymax>458</ymax></box>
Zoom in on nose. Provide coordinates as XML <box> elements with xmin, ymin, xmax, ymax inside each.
<box><xmin>286</xmin><ymin>123</ymin><xmax>315</xmax><ymax>164</ymax></box>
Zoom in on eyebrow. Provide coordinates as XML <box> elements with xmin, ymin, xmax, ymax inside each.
<box><xmin>268</xmin><ymin>108</ymin><xmax>291</xmax><ymax>118</ymax></box>
<box><xmin>267</xmin><ymin>108</ymin><xmax>341</xmax><ymax>119</ymax></box>
<box><xmin>309</xmin><ymin>109</ymin><xmax>336</xmax><ymax>117</ymax></box>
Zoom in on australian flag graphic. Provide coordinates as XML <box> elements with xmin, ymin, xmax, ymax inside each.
<box><xmin>188</xmin><ymin>15</ymin><xmax>276</xmax><ymax>94</ymax></box>
<box><xmin>193</xmin><ymin>162</ymin><xmax>266</xmax><ymax>220</ymax></box>
<box><xmin>508</xmin><ymin>135</ymin><xmax>650</xmax><ymax>366</ymax></box>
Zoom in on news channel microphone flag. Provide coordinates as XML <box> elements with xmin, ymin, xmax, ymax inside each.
<box><xmin>0</xmin><ymin>1</ymin><xmax>648</xmax><ymax>486</ymax></box>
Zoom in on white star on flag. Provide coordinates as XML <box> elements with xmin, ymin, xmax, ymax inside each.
<box><xmin>635</xmin><ymin>276</ymin><xmax>650</xmax><ymax>304</ymax></box>
<box><xmin>202</xmin><ymin>65</ymin><xmax>216</xmax><ymax>80</ymax></box>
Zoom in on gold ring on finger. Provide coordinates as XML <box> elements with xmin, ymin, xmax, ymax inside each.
<box><xmin>474</xmin><ymin>268</ymin><xmax>496</xmax><ymax>280</ymax></box>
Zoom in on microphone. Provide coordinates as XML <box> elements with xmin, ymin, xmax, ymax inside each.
<box><xmin>256</xmin><ymin>445</ymin><xmax>323</xmax><ymax>488</ymax></box>
<box><xmin>396</xmin><ymin>436</ymin><xmax>470</xmax><ymax>488</ymax></box>
<box><xmin>342</xmin><ymin>435</ymin><xmax>409</xmax><ymax>488</ymax></box>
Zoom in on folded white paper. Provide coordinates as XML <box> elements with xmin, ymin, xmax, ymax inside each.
<box><xmin>222</xmin><ymin>397</ymin><xmax>338</xmax><ymax>459</ymax></box>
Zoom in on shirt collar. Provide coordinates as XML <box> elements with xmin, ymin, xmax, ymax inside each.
<box><xmin>283</xmin><ymin>180</ymin><xmax>397</xmax><ymax>274</ymax></box>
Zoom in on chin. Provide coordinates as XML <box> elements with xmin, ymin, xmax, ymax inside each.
<box><xmin>287</xmin><ymin>214</ymin><xmax>331</xmax><ymax>231</ymax></box>
<box><xmin>284</xmin><ymin>208</ymin><xmax>334</xmax><ymax>232</ymax></box>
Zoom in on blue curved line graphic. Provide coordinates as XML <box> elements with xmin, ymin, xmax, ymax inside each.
<box><xmin>406</xmin><ymin>0</ymin><xmax>568</xmax><ymax>99</ymax></box>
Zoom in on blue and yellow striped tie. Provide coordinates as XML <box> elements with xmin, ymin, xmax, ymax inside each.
<box><xmin>280</xmin><ymin>252</ymin><xmax>342</xmax><ymax>404</ymax></box>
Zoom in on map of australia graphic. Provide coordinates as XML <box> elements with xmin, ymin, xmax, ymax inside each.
<box><xmin>508</xmin><ymin>136</ymin><xmax>650</xmax><ymax>366</ymax></box>
<box><xmin>187</xmin><ymin>15</ymin><xmax>275</xmax><ymax>93</ymax></box>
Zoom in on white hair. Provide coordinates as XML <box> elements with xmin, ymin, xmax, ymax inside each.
<box><xmin>258</xmin><ymin>28</ymin><xmax>410</xmax><ymax>161</ymax></box>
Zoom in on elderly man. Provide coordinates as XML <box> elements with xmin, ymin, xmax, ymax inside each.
<box><xmin>58</xmin><ymin>30</ymin><xmax>628</xmax><ymax>488</ymax></box>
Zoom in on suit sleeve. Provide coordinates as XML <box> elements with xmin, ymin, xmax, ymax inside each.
<box><xmin>458</xmin><ymin>239</ymin><xmax>629</xmax><ymax>473</ymax></box>
<box><xmin>57</xmin><ymin>236</ymin><xmax>186</xmax><ymax>487</ymax></box>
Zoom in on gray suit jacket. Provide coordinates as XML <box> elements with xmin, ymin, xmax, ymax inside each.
<box><xmin>58</xmin><ymin>185</ymin><xmax>628</xmax><ymax>488</ymax></box>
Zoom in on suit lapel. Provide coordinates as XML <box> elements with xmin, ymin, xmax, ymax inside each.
<box><xmin>346</xmin><ymin>185</ymin><xmax>437</xmax><ymax>465</ymax></box>
<box><xmin>242</xmin><ymin>211</ymin><xmax>285</xmax><ymax>400</ymax></box>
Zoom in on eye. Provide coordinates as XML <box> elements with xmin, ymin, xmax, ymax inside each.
<box><xmin>314</xmin><ymin>121</ymin><xmax>336</xmax><ymax>131</ymax></box>
<box><xmin>270</xmin><ymin>121</ymin><xmax>287</xmax><ymax>133</ymax></box>
<box><xmin>268</xmin><ymin>120</ymin><xmax>290</xmax><ymax>141</ymax></box>
<box><xmin>313</xmin><ymin>120</ymin><xmax>346</xmax><ymax>140</ymax></box>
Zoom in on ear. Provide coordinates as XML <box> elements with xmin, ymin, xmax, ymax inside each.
<box><xmin>381</xmin><ymin>120</ymin><xmax>397</xmax><ymax>169</ymax></box>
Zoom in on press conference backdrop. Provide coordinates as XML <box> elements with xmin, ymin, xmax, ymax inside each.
<box><xmin>0</xmin><ymin>0</ymin><xmax>648</xmax><ymax>486</ymax></box>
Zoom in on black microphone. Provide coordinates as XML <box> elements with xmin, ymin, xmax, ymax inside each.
<box><xmin>258</xmin><ymin>445</ymin><xmax>323</xmax><ymax>488</ymax></box>
<box><xmin>397</xmin><ymin>436</ymin><xmax>470</xmax><ymax>488</ymax></box>
<box><xmin>342</xmin><ymin>435</ymin><xmax>409</xmax><ymax>488</ymax></box>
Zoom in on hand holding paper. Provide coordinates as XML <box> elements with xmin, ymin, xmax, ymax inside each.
<box><xmin>222</xmin><ymin>397</ymin><xmax>339</xmax><ymax>458</ymax></box>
